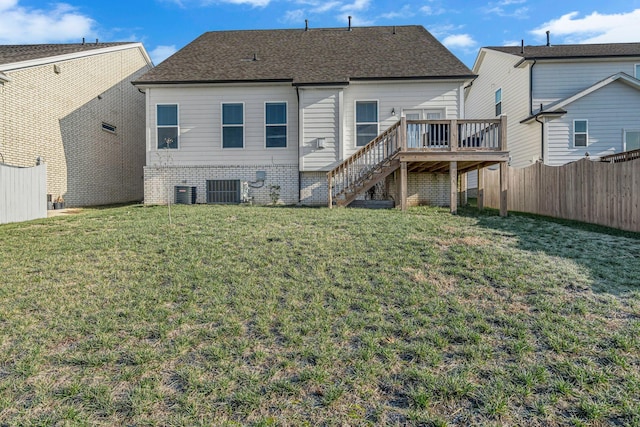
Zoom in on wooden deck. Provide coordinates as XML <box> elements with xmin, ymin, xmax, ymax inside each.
<box><xmin>328</xmin><ymin>116</ymin><xmax>509</xmax><ymax>216</ymax></box>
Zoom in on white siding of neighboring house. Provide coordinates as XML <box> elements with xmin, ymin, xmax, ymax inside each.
<box><xmin>299</xmin><ymin>88</ymin><xmax>342</xmax><ymax>171</ymax></box>
<box><xmin>465</xmin><ymin>48</ymin><xmax>541</xmax><ymax>173</ymax></box>
<box><xmin>545</xmin><ymin>80</ymin><xmax>640</xmax><ymax>165</ymax></box>
<box><xmin>532</xmin><ymin>59</ymin><xmax>640</xmax><ymax>109</ymax></box>
<box><xmin>145</xmin><ymin>84</ymin><xmax>298</xmax><ymax>167</ymax></box>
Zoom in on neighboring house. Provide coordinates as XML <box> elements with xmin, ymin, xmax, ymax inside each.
<box><xmin>0</xmin><ymin>42</ymin><xmax>153</xmax><ymax>207</ymax></box>
<box><xmin>134</xmin><ymin>25</ymin><xmax>505</xmax><ymax>208</ymax></box>
<box><xmin>465</xmin><ymin>40</ymin><xmax>640</xmax><ymax>171</ymax></box>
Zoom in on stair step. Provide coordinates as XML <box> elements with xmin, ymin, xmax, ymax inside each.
<box><xmin>348</xmin><ymin>200</ymin><xmax>395</xmax><ymax>209</ymax></box>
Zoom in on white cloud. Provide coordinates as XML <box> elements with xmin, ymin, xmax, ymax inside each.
<box><xmin>201</xmin><ymin>0</ymin><xmax>270</xmax><ymax>6</ymax></box>
<box><xmin>442</xmin><ymin>34</ymin><xmax>477</xmax><ymax>49</ymax></box>
<box><xmin>530</xmin><ymin>9</ymin><xmax>640</xmax><ymax>44</ymax></box>
<box><xmin>282</xmin><ymin>9</ymin><xmax>305</xmax><ymax>23</ymax></box>
<box><xmin>311</xmin><ymin>1</ymin><xmax>340</xmax><ymax>13</ymax></box>
<box><xmin>0</xmin><ymin>2</ymin><xmax>95</xmax><ymax>44</ymax></box>
<box><xmin>380</xmin><ymin>5</ymin><xmax>415</xmax><ymax>20</ymax></box>
<box><xmin>340</xmin><ymin>0</ymin><xmax>370</xmax><ymax>13</ymax></box>
<box><xmin>420</xmin><ymin>5</ymin><xmax>446</xmax><ymax>16</ymax></box>
<box><xmin>150</xmin><ymin>45</ymin><xmax>177</xmax><ymax>64</ymax></box>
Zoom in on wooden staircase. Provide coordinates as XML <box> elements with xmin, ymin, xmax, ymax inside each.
<box><xmin>327</xmin><ymin>120</ymin><xmax>402</xmax><ymax>207</ymax></box>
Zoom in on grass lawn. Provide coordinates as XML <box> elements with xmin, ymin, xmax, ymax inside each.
<box><xmin>0</xmin><ymin>204</ymin><xmax>639</xmax><ymax>426</ymax></box>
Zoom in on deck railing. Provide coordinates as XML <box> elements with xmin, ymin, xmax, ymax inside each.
<box><xmin>407</xmin><ymin>119</ymin><xmax>504</xmax><ymax>150</ymax></box>
<box><xmin>600</xmin><ymin>148</ymin><xmax>640</xmax><ymax>163</ymax></box>
<box><xmin>328</xmin><ymin>120</ymin><xmax>402</xmax><ymax>205</ymax></box>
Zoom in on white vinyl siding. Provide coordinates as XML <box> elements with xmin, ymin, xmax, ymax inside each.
<box><xmin>156</xmin><ymin>104</ymin><xmax>178</xmax><ymax>149</ymax></box>
<box><xmin>546</xmin><ymin>80</ymin><xmax>640</xmax><ymax>165</ymax></box>
<box><xmin>465</xmin><ymin>49</ymin><xmax>539</xmax><ymax>168</ymax></box>
<box><xmin>532</xmin><ymin>60</ymin><xmax>640</xmax><ymax>109</ymax></box>
<box><xmin>299</xmin><ymin>88</ymin><xmax>341</xmax><ymax>172</ymax></box>
<box><xmin>146</xmin><ymin>85</ymin><xmax>298</xmax><ymax>166</ymax></box>
<box><xmin>573</xmin><ymin>120</ymin><xmax>588</xmax><ymax>147</ymax></box>
<box><xmin>344</xmin><ymin>81</ymin><xmax>463</xmax><ymax>159</ymax></box>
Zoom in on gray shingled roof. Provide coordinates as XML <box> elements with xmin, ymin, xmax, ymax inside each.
<box><xmin>134</xmin><ymin>26</ymin><xmax>474</xmax><ymax>85</ymax></box>
<box><xmin>0</xmin><ymin>42</ymin><xmax>134</xmax><ymax>66</ymax></box>
<box><xmin>486</xmin><ymin>43</ymin><xmax>640</xmax><ymax>60</ymax></box>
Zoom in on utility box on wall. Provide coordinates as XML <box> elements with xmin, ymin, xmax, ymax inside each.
<box><xmin>175</xmin><ymin>186</ymin><xmax>196</xmax><ymax>204</ymax></box>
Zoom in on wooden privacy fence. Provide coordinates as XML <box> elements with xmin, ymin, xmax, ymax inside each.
<box><xmin>0</xmin><ymin>163</ymin><xmax>47</xmax><ymax>224</ymax></box>
<box><xmin>483</xmin><ymin>159</ymin><xmax>640</xmax><ymax>232</ymax></box>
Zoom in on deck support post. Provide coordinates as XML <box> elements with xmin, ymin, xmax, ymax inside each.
<box><xmin>450</xmin><ymin>161</ymin><xmax>457</xmax><ymax>214</ymax></box>
<box><xmin>328</xmin><ymin>172</ymin><xmax>333</xmax><ymax>208</ymax></box>
<box><xmin>459</xmin><ymin>171</ymin><xmax>467</xmax><ymax>206</ymax></box>
<box><xmin>477</xmin><ymin>165</ymin><xmax>484</xmax><ymax>211</ymax></box>
<box><xmin>499</xmin><ymin>161</ymin><xmax>508</xmax><ymax>217</ymax></box>
<box><xmin>399</xmin><ymin>162</ymin><xmax>408</xmax><ymax>211</ymax></box>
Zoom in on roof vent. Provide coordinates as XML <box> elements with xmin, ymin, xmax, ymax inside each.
<box><xmin>82</xmin><ymin>37</ymin><xmax>85</xmax><ymax>45</ymax></box>
<box><xmin>305</xmin><ymin>19</ymin><xmax>308</xmax><ymax>31</ymax></box>
<box><xmin>393</xmin><ymin>26</ymin><xmax>396</xmax><ymax>35</ymax></box>
<box><xmin>546</xmin><ymin>31</ymin><xmax>550</xmax><ymax>47</ymax></box>
<box><xmin>521</xmin><ymin>39</ymin><xmax>524</xmax><ymax>54</ymax></box>
<box><xmin>348</xmin><ymin>16</ymin><xmax>352</xmax><ymax>31</ymax></box>
<box><xmin>253</xmin><ymin>53</ymin><xmax>258</xmax><ymax>61</ymax></box>
<box><xmin>95</xmin><ymin>38</ymin><xmax>99</xmax><ymax>45</ymax></box>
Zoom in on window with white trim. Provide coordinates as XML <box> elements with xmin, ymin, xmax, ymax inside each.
<box><xmin>495</xmin><ymin>88</ymin><xmax>502</xmax><ymax>116</ymax></box>
<box><xmin>222</xmin><ymin>103</ymin><xmax>244</xmax><ymax>148</ymax></box>
<box><xmin>573</xmin><ymin>120</ymin><xmax>588</xmax><ymax>147</ymax></box>
<box><xmin>624</xmin><ymin>129</ymin><xmax>640</xmax><ymax>151</ymax></box>
<box><xmin>355</xmin><ymin>100</ymin><xmax>378</xmax><ymax>146</ymax></box>
<box><xmin>265</xmin><ymin>102</ymin><xmax>287</xmax><ymax>148</ymax></box>
<box><xmin>157</xmin><ymin>104</ymin><xmax>178</xmax><ymax>149</ymax></box>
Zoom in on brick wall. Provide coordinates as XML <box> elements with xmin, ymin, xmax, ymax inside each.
<box><xmin>387</xmin><ymin>172</ymin><xmax>451</xmax><ymax>207</ymax></box>
<box><xmin>0</xmin><ymin>47</ymin><xmax>151</xmax><ymax>207</ymax></box>
<box><xmin>144</xmin><ymin>164</ymin><xmax>299</xmax><ymax>205</ymax></box>
<box><xmin>300</xmin><ymin>171</ymin><xmax>329</xmax><ymax>206</ymax></box>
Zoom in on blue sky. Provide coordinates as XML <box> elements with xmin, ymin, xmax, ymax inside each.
<box><xmin>1</xmin><ymin>0</ymin><xmax>639</xmax><ymax>68</ymax></box>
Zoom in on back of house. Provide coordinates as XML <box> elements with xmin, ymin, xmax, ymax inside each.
<box><xmin>133</xmin><ymin>24</ymin><xmax>478</xmax><ymax>206</ymax></box>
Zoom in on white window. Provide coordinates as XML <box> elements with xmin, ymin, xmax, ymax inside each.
<box><xmin>635</xmin><ymin>64</ymin><xmax>640</xmax><ymax>79</ymax></box>
<box><xmin>624</xmin><ymin>130</ymin><xmax>640</xmax><ymax>151</ymax></box>
<box><xmin>157</xmin><ymin>104</ymin><xmax>178</xmax><ymax>149</ymax></box>
<box><xmin>265</xmin><ymin>102</ymin><xmax>287</xmax><ymax>148</ymax></box>
<box><xmin>495</xmin><ymin>88</ymin><xmax>502</xmax><ymax>116</ymax></box>
<box><xmin>222</xmin><ymin>103</ymin><xmax>244</xmax><ymax>148</ymax></box>
<box><xmin>573</xmin><ymin>120</ymin><xmax>588</xmax><ymax>147</ymax></box>
<box><xmin>355</xmin><ymin>100</ymin><xmax>378</xmax><ymax>146</ymax></box>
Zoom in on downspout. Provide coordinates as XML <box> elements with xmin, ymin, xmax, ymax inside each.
<box><xmin>534</xmin><ymin>114</ymin><xmax>544</xmax><ymax>164</ymax></box>
<box><xmin>296</xmin><ymin>86</ymin><xmax>301</xmax><ymax>203</ymax></box>
<box><xmin>530</xmin><ymin>60</ymin><xmax>543</xmax><ymax>163</ymax></box>
<box><xmin>529</xmin><ymin>59</ymin><xmax>536</xmax><ymax>115</ymax></box>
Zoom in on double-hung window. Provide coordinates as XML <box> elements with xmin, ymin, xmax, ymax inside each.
<box><xmin>157</xmin><ymin>104</ymin><xmax>178</xmax><ymax>149</ymax></box>
<box><xmin>356</xmin><ymin>100</ymin><xmax>378</xmax><ymax>146</ymax></box>
<box><xmin>265</xmin><ymin>102</ymin><xmax>287</xmax><ymax>148</ymax></box>
<box><xmin>222</xmin><ymin>103</ymin><xmax>244</xmax><ymax>148</ymax></box>
<box><xmin>495</xmin><ymin>88</ymin><xmax>502</xmax><ymax>116</ymax></box>
<box><xmin>573</xmin><ymin>120</ymin><xmax>588</xmax><ymax>147</ymax></box>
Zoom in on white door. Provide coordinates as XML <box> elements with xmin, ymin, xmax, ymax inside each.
<box><xmin>404</xmin><ymin>110</ymin><xmax>443</xmax><ymax>148</ymax></box>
